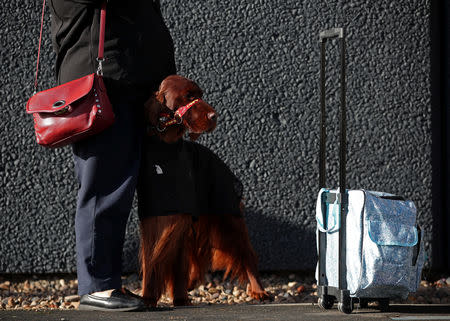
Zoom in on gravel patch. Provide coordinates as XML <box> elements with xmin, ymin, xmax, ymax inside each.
<box><xmin>0</xmin><ymin>273</ymin><xmax>449</xmax><ymax>310</ymax></box>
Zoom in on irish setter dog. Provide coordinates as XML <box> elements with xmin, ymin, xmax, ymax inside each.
<box><xmin>138</xmin><ymin>75</ymin><xmax>269</xmax><ymax>307</ymax></box>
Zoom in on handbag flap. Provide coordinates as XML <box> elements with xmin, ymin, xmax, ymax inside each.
<box><xmin>26</xmin><ymin>74</ymin><xmax>95</xmax><ymax>114</ymax></box>
<box><xmin>368</xmin><ymin>220</ymin><xmax>418</xmax><ymax>247</ymax></box>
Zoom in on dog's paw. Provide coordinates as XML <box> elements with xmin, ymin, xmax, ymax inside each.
<box><xmin>246</xmin><ymin>284</ymin><xmax>272</xmax><ymax>301</ymax></box>
<box><xmin>249</xmin><ymin>290</ymin><xmax>272</xmax><ymax>301</ymax></box>
<box><xmin>143</xmin><ymin>297</ymin><xmax>158</xmax><ymax>307</ymax></box>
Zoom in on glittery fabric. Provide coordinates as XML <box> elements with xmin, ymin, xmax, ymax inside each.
<box><xmin>315</xmin><ymin>189</ymin><xmax>425</xmax><ymax>299</ymax></box>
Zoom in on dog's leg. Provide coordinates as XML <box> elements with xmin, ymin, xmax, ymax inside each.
<box><xmin>245</xmin><ymin>265</ymin><xmax>270</xmax><ymax>301</ymax></box>
<box><xmin>211</xmin><ymin>247</ymin><xmax>270</xmax><ymax>301</ymax></box>
<box><xmin>139</xmin><ymin>218</ymin><xmax>163</xmax><ymax>307</ymax></box>
<box><xmin>187</xmin><ymin>220</ymin><xmax>212</xmax><ymax>290</ymax></box>
<box><xmin>146</xmin><ymin>214</ymin><xmax>191</xmax><ymax>306</ymax></box>
<box><xmin>141</xmin><ymin>271</ymin><xmax>160</xmax><ymax>307</ymax></box>
<box><xmin>171</xmin><ymin>240</ymin><xmax>191</xmax><ymax>306</ymax></box>
<box><xmin>204</xmin><ymin>215</ymin><xmax>271</xmax><ymax>301</ymax></box>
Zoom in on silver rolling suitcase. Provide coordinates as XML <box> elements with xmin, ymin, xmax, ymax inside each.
<box><xmin>315</xmin><ymin>28</ymin><xmax>425</xmax><ymax>314</ymax></box>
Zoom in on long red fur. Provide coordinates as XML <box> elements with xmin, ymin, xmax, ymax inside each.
<box><xmin>192</xmin><ymin>215</ymin><xmax>258</xmax><ymax>285</ymax></box>
<box><xmin>140</xmin><ymin>215</ymin><xmax>192</xmax><ymax>305</ymax></box>
<box><xmin>139</xmin><ymin>213</ymin><xmax>268</xmax><ymax>306</ymax></box>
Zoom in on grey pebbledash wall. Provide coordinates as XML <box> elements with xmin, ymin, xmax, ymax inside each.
<box><xmin>0</xmin><ymin>0</ymin><xmax>435</xmax><ymax>273</ymax></box>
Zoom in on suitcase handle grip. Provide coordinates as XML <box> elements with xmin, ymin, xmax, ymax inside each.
<box><xmin>319</xmin><ymin>28</ymin><xmax>344</xmax><ymax>41</ymax></box>
<box><xmin>317</xmin><ymin>196</ymin><xmax>341</xmax><ymax>233</ymax></box>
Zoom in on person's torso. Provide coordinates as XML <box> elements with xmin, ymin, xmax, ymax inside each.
<box><xmin>48</xmin><ymin>0</ymin><xmax>176</xmax><ymax>90</ymax></box>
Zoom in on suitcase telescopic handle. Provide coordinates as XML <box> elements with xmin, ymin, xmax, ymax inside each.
<box><xmin>319</xmin><ymin>27</ymin><xmax>346</xmax><ymax>195</ymax></box>
<box><xmin>318</xmin><ymin>28</ymin><xmax>348</xmax><ymax>292</ymax></box>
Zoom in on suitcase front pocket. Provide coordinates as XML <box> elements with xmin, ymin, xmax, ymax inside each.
<box><xmin>367</xmin><ymin>220</ymin><xmax>418</xmax><ymax>265</ymax></box>
<box><xmin>368</xmin><ymin>221</ymin><xmax>418</xmax><ymax>247</ymax></box>
<box><xmin>359</xmin><ymin>220</ymin><xmax>419</xmax><ymax>295</ymax></box>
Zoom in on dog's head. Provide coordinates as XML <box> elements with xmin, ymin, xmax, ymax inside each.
<box><xmin>145</xmin><ymin>75</ymin><xmax>217</xmax><ymax>143</ymax></box>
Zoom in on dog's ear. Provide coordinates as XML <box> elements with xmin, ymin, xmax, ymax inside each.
<box><xmin>188</xmin><ymin>133</ymin><xmax>201</xmax><ymax>141</ymax></box>
<box><xmin>144</xmin><ymin>93</ymin><xmax>166</xmax><ymax>126</ymax></box>
<box><xmin>155</xmin><ymin>90</ymin><xmax>166</xmax><ymax>106</ymax></box>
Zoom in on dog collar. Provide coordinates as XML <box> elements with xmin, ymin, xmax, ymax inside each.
<box><xmin>157</xmin><ymin>99</ymin><xmax>200</xmax><ymax>132</ymax></box>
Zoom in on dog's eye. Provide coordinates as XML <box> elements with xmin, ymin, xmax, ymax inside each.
<box><xmin>185</xmin><ymin>92</ymin><xmax>196</xmax><ymax>100</ymax></box>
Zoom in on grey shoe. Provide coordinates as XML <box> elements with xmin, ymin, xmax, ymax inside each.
<box><xmin>79</xmin><ymin>288</ymin><xmax>146</xmax><ymax>312</ymax></box>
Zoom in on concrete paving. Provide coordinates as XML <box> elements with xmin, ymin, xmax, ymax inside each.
<box><xmin>1</xmin><ymin>304</ymin><xmax>450</xmax><ymax>321</ymax></box>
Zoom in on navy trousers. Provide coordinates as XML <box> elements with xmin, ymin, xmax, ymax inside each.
<box><xmin>72</xmin><ymin>93</ymin><xmax>144</xmax><ymax>296</ymax></box>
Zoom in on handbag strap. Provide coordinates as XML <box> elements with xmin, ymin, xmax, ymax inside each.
<box><xmin>33</xmin><ymin>0</ymin><xmax>107</xmax><ymax>94</ymax></box>
<box><xmin>96</xmin><ymin>1</ymin><xmax>107</xmax><ymax>75</ymax></box>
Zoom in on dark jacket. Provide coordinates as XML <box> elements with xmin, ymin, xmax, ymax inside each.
<box><xmin>138</xmin><ymin>137</ymin><xmax>243</xmax><ymax>219</ymax></box>
<box><xmin>48</xmin><ymin>0</ymin><xmax>176</xmax><ymax>92</ymax></box>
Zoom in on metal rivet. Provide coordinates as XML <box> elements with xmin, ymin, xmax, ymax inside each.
<box><xmin>52</xmin><ymin>100</ymin><xmax>65</xmax><ymax>108</ymax></box>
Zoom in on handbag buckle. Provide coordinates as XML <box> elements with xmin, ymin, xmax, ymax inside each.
<box><xmin>96</xmin><ymin>58</ymin><xmax>104</xmax><ymax>76</ymax></box>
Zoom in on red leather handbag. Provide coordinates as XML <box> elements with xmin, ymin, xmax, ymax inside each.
<box><xmin>26</xmin><ymin>0</ymin><xmax>114</xmax><ymax>148</ymax></box>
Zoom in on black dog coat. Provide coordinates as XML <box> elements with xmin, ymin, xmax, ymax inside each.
<box><xmin>138</xmin><ymin>136</ymin><xmax>243</xmax><ymax>219</ymax></box>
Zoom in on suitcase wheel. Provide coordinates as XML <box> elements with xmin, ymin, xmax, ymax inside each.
<box><xmin>338</xmin><ymin>299</ymin><xmax>354</xmax><ymax>314</ymax></box>
<box><xmin>359</xmin><ymin>298</ymin><xmax>369</xmax><ymax>308</ymax></box>
<box><xmin>318</xmin><ymin>295</ymin><xmax>334</xmax><ymax>309</ymax></box>
<box><xmin>377</xmin><ymin>299</ymin><xmax>390</xmax><ymax>311</ymax></box>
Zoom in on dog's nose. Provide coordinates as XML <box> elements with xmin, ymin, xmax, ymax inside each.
<box><xmin>207</xmin><ymin>112</ymin><xmax>217</xmax><ymax>122</ymax></box>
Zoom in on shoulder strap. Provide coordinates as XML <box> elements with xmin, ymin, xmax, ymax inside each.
<box><xmin>96</xmin><ymin>1</ymin><xmax>107</xmax><ymax>75</ymax></box>
<box><xmin>33</xmin><ymin>0</ymin><xmax>107</xmax><ymax>93</ymax></box>
<box><xmin>33</xmin><ymin>0</ymin><xmax>47</xmax><ymax>94</ymax></box>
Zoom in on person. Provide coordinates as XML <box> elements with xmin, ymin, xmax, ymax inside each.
<box><xmin>47</xmin><ymin>0</ymin><xmax>176</xmax><ymax>311</ymax></box>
